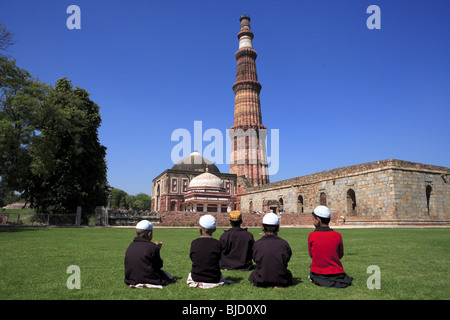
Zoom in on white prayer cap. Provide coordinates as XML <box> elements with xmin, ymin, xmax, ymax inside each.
<box><xmin>313</xmin><ymin>206</ymin><xmax>331</xmax><ymax>219</ymax></box>
<box><xmin>262</xmin><ymin>212</ymin><xmax>279</xmax><ymax>225</ymax></box>
<box><xmin>199</xmin><ymin>214</ymin><xmax>216</xmax><ymax>229</ymax></box>
<box><xmin>136</xmin><ymin>220</ymin><xmax>153</xmax><ymax>230</ymax></box>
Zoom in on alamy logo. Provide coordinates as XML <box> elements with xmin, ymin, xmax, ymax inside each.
<box><xmin>171</xmin><ymin>121</ymin><xmax>279</xmax><ymax>175</ymax></box>
<box><xmin>366</xmin><ymin>265</ymin><xmax>381</xmax><ymax>289</ymax></box>
<box><xmin>66</xmin><ymin>265</ymin><xmax>81</xmax><ymax>289</ymax></box>
<box><xmin>366</xmin><ymin>5</ymin><xmax>381</xmax><ymax>30</ymax></box>
<box><xmin>66</xmin><ymin>5</ymin><xmax>81</xmax><ymax>30</ymax></box>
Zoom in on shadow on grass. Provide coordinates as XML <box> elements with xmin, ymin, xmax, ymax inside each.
<box><xmin>292</xmin><ymin>277</ymin><xmax>303</xmax><ymax>285</ymax></box>
<box><xmin>225</xmin><ymin>276</ymin><xmax>244</xmax><ymax>284</ymax></box>
<box><xmin>221</xmin><ymin>276</ymin><xmax>303</xmax><ymax>287</ymax></box>
<box><xmin>0</xmin><ymin>226</ymin><xmax>45</xmax><ymax>233</ymax></box>
<box><xmin>171</xmin><ymin>276</ymin><xmax>184</xmax><ymax>283</ymax></box>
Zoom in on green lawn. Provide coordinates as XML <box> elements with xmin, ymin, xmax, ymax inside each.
<box><xmin>0</xmin><ymin>226</ymin><xmax>448</xmax><ymax>300</ymax></box>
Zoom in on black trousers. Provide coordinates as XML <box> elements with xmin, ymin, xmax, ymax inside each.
<box><xmin>309</xmin><ymin>271</ymin><xmax>353</xmax><ymax>288</ymax></box>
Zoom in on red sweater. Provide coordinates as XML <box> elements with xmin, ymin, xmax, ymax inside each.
<box><xmin>308</xmin><ymin>227</ymin><xmax>345</xmax><ymax>275</ymax></box>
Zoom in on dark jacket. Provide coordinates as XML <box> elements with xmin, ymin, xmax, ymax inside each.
<box><xmin>124</xmin><ymin>237</ymin><xmax>171</xmax><ymax>286</ymax></box>
<box><xmin>219</xmin><ymin>227</ymin><xmax>254</xmax><ymax>270</ymax></box>
<box><xmin>248</xmin><ymin>234</ymin><xmax>293</xmax><ymax>287</ymax></box>
<box><xmin>190</xmin><ymin>237</ymin><xmax>223</xmax><ymax>283</ymax></box>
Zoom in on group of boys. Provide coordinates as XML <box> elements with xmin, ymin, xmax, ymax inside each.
<box><xmin>124</xmin><ymin>205</ymin><xmax>352</xmax><ymax>289</ymax></box>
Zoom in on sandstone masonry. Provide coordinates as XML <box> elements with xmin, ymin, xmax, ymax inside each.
<box><xmin>238</xmin><ymin>159</ymin><xmax>450</xmax><ymax>225</ymax></box>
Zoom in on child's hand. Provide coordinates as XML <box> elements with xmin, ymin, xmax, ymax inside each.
<box><xmin>154</xmin><ymin>241</ymin><xmax>163</xmax><ymax>248</ymax></box>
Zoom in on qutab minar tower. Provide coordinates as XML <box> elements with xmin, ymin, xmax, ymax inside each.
<box><xmin>230</xmin><ymin>14</ymin><xmax>270</xmax><ymax>187</ymax></box>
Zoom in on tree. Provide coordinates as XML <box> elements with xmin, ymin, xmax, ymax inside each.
<box><xmin>128</xmin><ymin>193</ymin><xmax>151</xmax><ymax>211</ymax></box>
<box><xmin>109</xmin><ymin>188</ymin><xmax>129</xmax><ymax>209</ymax></box>
<box><xmin>0</xmin><ymin>24</ymin><xmax>15</xmax><ymax>51</ymax></box>
<box><xmin>1</xmin><ymin>26</ymin><xmax>108</xmax><ymax>223</ymax></box>
<box><xmin>27</xmin><ymin>78</ymin><xmax>108</xmax><ymax>222</ymax></box>
<box><xmin>108</xmin><ymin>189</ymin><xmax>151</xmax><ymax>211</ymax></box>
<box><xmin>0</xmin><ymin>53</ymin><xmax>50</xmax><ymax>207</ymax></box>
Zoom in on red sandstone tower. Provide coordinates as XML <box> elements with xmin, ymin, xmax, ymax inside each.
<box><xmin>230</xmin><ymin>15</ymin><xmax>270</xmax><ymax>186</ymax></box>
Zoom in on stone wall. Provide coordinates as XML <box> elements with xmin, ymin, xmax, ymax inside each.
<box><xmin>150</xmin><ymin>159</ymin><xmax>449</xmax><ymax>227</ymax></box>
<box><xmin>158</xmin><ymin>211</ymin><xmax>336</xmax><ymax>227</ymax></box>
<box><xmin>239</xmin><ymin>159</ymin><xmax>450</xmax><ymax>224</ymax></box>
<box><xmin>95</xmin><ymin>207</ymin><xmax>160</xmax><ymax>226</ymax></box>
<box><xmin>391</xmin><ymin>169</ymin><xmax>449</xmax><ymax>220</ymax></box>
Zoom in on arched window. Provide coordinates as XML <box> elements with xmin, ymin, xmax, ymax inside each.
<box><xmin>249</xmin><ymin>201</ymin><xmax>253</xmax><ymax>213</ymax></box>
<box><xmin>279</xmin><ymin>198</ymin><xmax>284</xmax><ymax>212</ymax></box>
<box><xmin>347</xmin><ymin>189</ymin><xmax>357</xmax><ymax>216</ymax></box>
<box><xmin>426</xmin><ymin>185</ymin><xmax>432</xmax><ymax>215</ymax></box>
<box><xmin>320</xmin><ymin>192</ymin><xmax>327</xmax><ymax>206</ymax></box>
<box><xmin>297</xmin><ymin>195</ymin><xmax>304</xmax><ymax>213</ymax></box>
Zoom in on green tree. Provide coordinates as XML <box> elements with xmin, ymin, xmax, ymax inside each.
<box><xmin>128</xmin><ymin>193</ymin><xmax>151</xmax><ymax>211</ymax></box>
<box><xmin>0</xmin><ymin>53</ymin><xmax>50</xmax><ymax>206</ymax></box>
<box><xmin>0</xmin><ymin>24</ymin><xmax>15</xmax><ymax>51</ymax></box>
<box><xmin>109</xmin><ymin>188</ymin><xmax>129</xmax><ymax>209</ymax></box>
<box><xmin>27</xmin><ymin>78</ymin><xmax>108</xmax><ymax>222</ymax></box>
<box><xmin>1</xmin><ymin>26</ymin><xmax>108</xmax><ymax>223</ymax></box>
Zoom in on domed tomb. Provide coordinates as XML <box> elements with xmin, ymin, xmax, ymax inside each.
<box><xmin>171</xmin><ymin>150</ymin><xmax>220</xmax><ymax>173</ymax></box>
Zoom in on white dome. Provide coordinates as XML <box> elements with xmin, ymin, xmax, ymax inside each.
<box><xmin>188</xmin><ymin>172</ymin><xmax>224</xmax><ymax>189</ymax></box>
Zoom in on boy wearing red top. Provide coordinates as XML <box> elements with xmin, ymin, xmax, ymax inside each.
<box><xmin>308</xmin><ymin>206</ymin><xmax>352</xmax><ymax>288</ymax></box>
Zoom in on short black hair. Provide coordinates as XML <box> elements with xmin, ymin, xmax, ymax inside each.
<box><xmin>230</xmin><ymin>220</ymin><xmax>242</xmax><ymax>227</ymax></box>
<box><xmin>312</xmin><ymin>212</ymin><xmax>330</xmax><ymax>225</ymax></box>
<box><xmin>262</xmin><ymin>224</ymin><xmax>279</xmax><ymax>233</ymax></box>
<box><xmin>200</xmin><ymin>226</ymin><xmax>216</xmax><ymax>236</ymax></box>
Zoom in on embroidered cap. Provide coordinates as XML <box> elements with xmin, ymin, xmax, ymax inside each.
<box><xmin>262</xmin><ymin>212</ymin><xmax>279</xmax><ymax>225</ymax></box>
<box><xmin>229</xmin><ymin>210</ymin><xmax>242</xmax><ymax>221</ymax></box>
<box><xmin>313</xmin><ymin>205</ymin><xmax>331</xmax><ymax>218</ymax></box>
<box><xmin>136</xmin><ymin>220</ymin><xmax>153</xmax><ymax>230</ymax></box>
<box><xmin>199</xmin><ymin>214</ymin><xmax>216</xmax><ymax>229</ymax></box>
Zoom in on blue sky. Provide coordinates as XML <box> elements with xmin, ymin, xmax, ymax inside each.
<box><xmin>1</xmin><ymin>0</ymin><xmax>449</xmax><ymax>195</ymax></box>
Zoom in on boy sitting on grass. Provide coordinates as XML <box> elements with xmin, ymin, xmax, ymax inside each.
<box><xmin>219</xmin><ymin>210</ymin><xmax>255</xmax><ymax>271</ymax></box>
<box><xmin>308</xmin><ymin>205</ymin><xmax>353</xmax><ymax>288</ymax></box>
<box><xmin>124</xmin><ymin>220</ymin><xmax>173</xmax><ymax>288</ymax></box>
<box><xmin>248</xmin><ymin>213</ymin><xmax>293</xmax><ymax>289</ymax></box>
<box><xmin>187</xmin><ymin>214</ymin><xmax>231</xmax><ymax>289</ymax></box>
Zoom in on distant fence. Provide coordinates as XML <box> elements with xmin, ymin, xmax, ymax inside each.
<box><xmin>0</xmin><ymin>213</ymin><xmax>78</xmax><ymax>226</ymax></box>
<box><xmin>0</xmin><ymin>206</ymin><xmax>161</xmax><ymax>227</ymax></box>
<box><xmin>0</xmin><ymin>206</ymin><xmax>82</xmax><ymax>226</ymax></box>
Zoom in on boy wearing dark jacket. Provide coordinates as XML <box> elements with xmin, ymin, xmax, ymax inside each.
<box><xmin>187</xmin><ymin>215</ymin><xmax>232</xmax><ymax>288</ymax></box>
<box><xmin>124</xmin><ymin>220</ymin><xmax>172</xmax><ymax>287</ymax></box>
<box><xmin>189</xmin><ymin>214</ymin><xmax>223</xmax><ymax>283</ymax></box>
<box><xmin>219</xmin><ymin>211</ymin><xmax>255</xmax><ymax>270</ymax></box>
<box><xmin>248</xmin><ymin>213</ymin><xmax>293</xmax><ymax>288</ymax></box>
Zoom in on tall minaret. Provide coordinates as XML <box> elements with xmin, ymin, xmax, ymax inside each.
<box><xmin>230</xmin><ymin>15</ymin><xmax>270</xmax><ymax>186</ymax></box>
